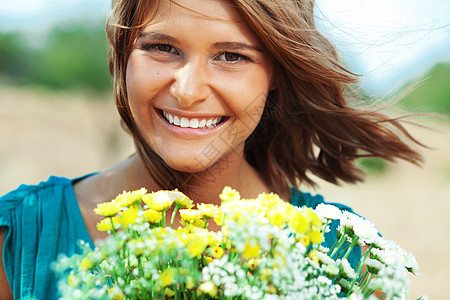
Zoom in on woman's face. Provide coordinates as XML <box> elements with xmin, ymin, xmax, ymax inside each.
<box><xmin>126</xmin><ymin>0</ymin><xmax>273</xmax><ymax>172</ymax></box>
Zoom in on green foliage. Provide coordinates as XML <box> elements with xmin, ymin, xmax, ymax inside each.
<box><xmin>399</xmin><ymin>63</ymin><xmax>450</xmax><ymax>116</ymax></box>
<box><xmin>0</xmin><ymin>33</ymin><xmax>34</xmax><ymax>79</ymax></box>
<box><xmin>0</xmin><ymin>25</ymin><xmax>111</xmax><ymax>93</ymax></box>
<box><xmin>358</xmin><ymin>157</ymin><xmax>389</xmax><ymax>176</ymax></box>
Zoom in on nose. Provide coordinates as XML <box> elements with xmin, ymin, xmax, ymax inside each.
<box><xmin>169</xmin><ymin>59</ymin><xmax>211</xmax><ymax>107</ymax></box>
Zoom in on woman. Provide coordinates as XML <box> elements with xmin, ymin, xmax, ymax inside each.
<box><xmin>0</xmin><ymin>0</ymin><xmax>422</xmax><ymax>299</ymax></box>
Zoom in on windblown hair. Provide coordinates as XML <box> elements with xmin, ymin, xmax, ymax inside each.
<box><xmin>106</xmin><ymin>0</ymin><xmax>422</xmax><ymax>196</ymax></box>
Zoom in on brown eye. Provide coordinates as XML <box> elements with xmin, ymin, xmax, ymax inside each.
<box><xmin>141</xmin><ymin>43</ymin><xmax>178</xmax><ymax>54</ymax></box>
<box><xmin>154</xmin><ymin>44</ymin><xmax>176</xmax><ymax>53</ymax></box>
<box><xmin>217</xmin><ymin>52</ymin><xmax>248</xmax><ymax>62</ymax></box>
<box><xmin>224</xmin><ymin>52</ymin><xmax>241</xmax><ymax>61</ymax></box>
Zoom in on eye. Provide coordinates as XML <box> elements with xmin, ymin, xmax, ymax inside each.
<box><xmin>216</xmin><ymin>52</ymin><xmax>249</xmax><ymax>62</ymax></box>
<box><xmin>154</xmin><ymin>44</ymin><xmax>177</xmax><ymax>53</ymax></box>
<box><xmin>141</xmin><ymin>43</ymin><xmax>178</xmax><ymax>54</ymax></box>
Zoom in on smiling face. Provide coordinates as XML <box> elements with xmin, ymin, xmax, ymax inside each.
<box><xmin>125</xmin><ymin>0</ymin><xmax>273</xmax><ymax>173</ymax></box>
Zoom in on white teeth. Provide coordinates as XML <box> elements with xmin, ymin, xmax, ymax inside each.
<box><xmin>180</xmin><ymin>117</ymin><xmax>189</xmax><ymax>128</ymax></box>
<box><xmin>189</xmin><ymin>118</ymin><xmax>199</xmax><ymax>128</ymax></box>
<box><xmin>162</xmin><ymin>111</ymin><xmax>223</xmax><ymax>129</ymax></box>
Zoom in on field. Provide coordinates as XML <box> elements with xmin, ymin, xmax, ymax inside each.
<box><xmin>1</xmin><ymin>86</ymin><xmax>449</xmax><ymax>298</ymax></box>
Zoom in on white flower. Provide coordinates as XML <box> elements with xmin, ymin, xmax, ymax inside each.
<box><xmin>338</xmin><ymin>211</ymin><xmax>355</xmax><ymax>236</ymax></box>
<box><xmin>316</xmin><ymin>251</ymin><xmax>335</xmax><ymax>266</ymax></box>
<box><xmin>351</xmin><ymin>215</ymin><xmax>380</xmax><ymax>245</ymax></box>
<box><xmin>404</xmin><ymin>252</ymin><xmax>420</xmax><ymax>276</ymax></box>
<box><xmin>314</xmin><ymin>204</ymin><xmax>343</xmax><ymax>220</ymax></box>
<box><xmin>365</xmin><ymin>258</ymin><xmax>383</xmax><ymax>274</ymax></box>
<box><xmin>337</xmin><ymin>258</ymin><xmax>356</xmax><ymax>280</ymax></box>
<box><xmin>323</xmin><ymin>264</ymin><xmax>339</xmax><ymax>277</ymax></box>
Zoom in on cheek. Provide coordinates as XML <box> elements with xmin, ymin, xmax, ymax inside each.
<box><xmin>221</xmin><ymin>68</ymin><xmax>271</xmax><ymax>122</ymax></box>
<box><xmin>125</xmin><ymin>53</ymin><xmax>170</xmax><ymax>116</ymax></box>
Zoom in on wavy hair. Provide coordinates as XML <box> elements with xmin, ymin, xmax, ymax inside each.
<box><xmin>106</xmin><ymin>0</ymin><xmax>422</xmax><ymax>196</ymax></box>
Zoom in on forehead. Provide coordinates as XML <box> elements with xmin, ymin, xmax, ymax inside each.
<box><xmin>148</xmin><ymin>0</ymin><xmax>243</xmax><ymax>24</ymax></box>
<box><xmin>140</xmin><ymin>0</ymin><xmax>257</xmax><ymax>40</ymax></box>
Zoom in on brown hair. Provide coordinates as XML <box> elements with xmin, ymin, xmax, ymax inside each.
<box><xmin>106</xmin><ymin>0</ymin><xmax>422</xmax><ymax>196</ymax></box>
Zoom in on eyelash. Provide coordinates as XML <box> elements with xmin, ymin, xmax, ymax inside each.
<box><xmin>141</xmin><ymin>43</ymin><xmax>179</xmax><ymax>54</ymax></box>
<box><xmin>140</xmin><ymin>43</ymin><xmax>252</xmax><ymax>63</ymax></box>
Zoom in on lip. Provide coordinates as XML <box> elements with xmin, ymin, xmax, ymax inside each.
<box><xmin>154</xmin><ymin>108</ymin><xmax>230</xmax><ymax>138</ymax></box>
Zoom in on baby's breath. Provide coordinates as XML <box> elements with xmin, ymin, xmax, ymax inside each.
<box><xmin>55</xmin><ymin>186</ymin><xmax>420</xmax><ymax>299</ymax></box>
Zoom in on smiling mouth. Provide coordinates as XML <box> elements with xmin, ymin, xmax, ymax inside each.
<box><xmin>159</xmin><ymin>110</ymin><xmax>227</xmax><ymax>129</ymax></box>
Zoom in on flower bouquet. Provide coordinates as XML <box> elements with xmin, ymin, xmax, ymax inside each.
<box><xmin>54</xmin><ymin>187</ymin><xmax>422</xmax><ymax>299</ymax></box>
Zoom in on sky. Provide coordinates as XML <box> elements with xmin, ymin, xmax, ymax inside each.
<box><xmin>1</xmin><ymin>0</ymin><xmax>449</xmax><ymax>95</ymax></box>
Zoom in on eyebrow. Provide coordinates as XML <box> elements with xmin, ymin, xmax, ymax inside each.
<box><xmin>138</xmin><ymin>32</ymin><xmax>262</xmax><ymax>53</ymax></box>
<box><xmin>137</xmin><ymin>32</ymin><xmax>180</xmax><ymax>44</ymax></box>
<box><xmin>212</xmin><ymin>42</ymin><xmax>263</xmax><ymax>53</ymax></box>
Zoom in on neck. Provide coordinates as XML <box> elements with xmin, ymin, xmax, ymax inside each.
<box><xmin>127</xmin><ymin>150</ymin><xmax>273</xmax><ymax>206</ymax></box>
<box><xmin>184</xmin><ymin>151</ymin><xmax>269</xmax><ymax>205</ymax></box>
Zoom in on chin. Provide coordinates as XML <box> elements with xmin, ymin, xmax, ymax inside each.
<box><xmin>163</xmin><ymin>157</ymin><xmax>215</xmax><ymax>174</ymax></box>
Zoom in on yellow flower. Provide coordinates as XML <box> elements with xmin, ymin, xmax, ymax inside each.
<box><xmin>79</xmin><ymin>254</ymin><xmax>94</xmax><ymax>271</ymax></box>
<box><xmin>211</xmin><ymin>246</ymin><xmax>224</xmax><ymax>259</ymax></box>
<box><xmin>181</xmin><ymin>218</ymin><xmax>206</xmax><ymax>228</ymax></box>
<box><xmin>68</xmin><ymin>274</ymin><xmax>80</xmax><ymax>287</ymax></box>
<box><xmin>159</xmin><ymin>268</ymin><xmax>177</xmax><ymax>287</ymax></box>
<box><xmin>198</xmin><ymin>281</ymin><xmax>218</xmax><ymax>297</ymax></box>
<box><xmin>96</xmin><ymin>218</ymin><xmax>113</xmax><ymax>232</ymax></box>
<box><xmin>289</xmin><ymin>209</ymin><xmax>308</xmax><ymax>234</ymax></box>
<box><xmin>197</xmin><ymin>203</ymin><xmax>220</xmax><ymax>218</ymax></box>
<box><xmin>93</xmin><ymin>201</ymin><xmax>120</xmax><ymax>217</ymax></box>
<box><xmin>143</xmin><ymin>191</ymin><xmax>174</xmax><ymax>211</ymax></box>
<box><xmin>243</xmin><ymin>239</ymin><xmax>261</xmax><ymax>259</ymax></box>
<box><xmin>185</xmin><ymin>276</ymin><xmax>196</xmax><ymax>290</ymax></box>
<box><xmin>130</xmin><ymin>238</ymin><xmax>145</xmax><ymax>256</ymax></box>
<box><xmin>180</xmin><ymin>209</ymin><xmax>202</xmax><ymax>223</ymax></box>
<box><xmin>207</xmin><ymin>231</ymin><xmax>220</xmax><ymax>247</ymax></box>
<box><xmin>309</xmin><ymin>229</ymin><xmax>323</xmax><ymax>244</ymax></box>
<box><xmin>118</xmin><ymin>205</ymin><xmax>140</xmax><ymax>229</ymax></box>
<box><xmin>298</xmin><ymin>234</ymin><xmax>310</xmax><ymax>247</ymax></box>
<box><xmin>143</xmin><ymin>208</ymin><xmax>163</xmax><ymax>223</ymax></box>
<box><xmin>258</xmin><ymin>192</ymin><xmax>283</xmax><ymax>209</ymax></box>
<box><xmin>171</xmin><ymin>190</ymin><xmax>194</xmax><ymax>208</ymax></box>
<box><xmin>213</xmin><ymin>212</ymin><xmax>223</xmax><ymax>226</ymax></box>
<box><xmin>260</xmin><ymin>268</ymin><xmax>272</xmax><ymax>281</ymax></box>
<box><xmin>164</xmin><ymin>288</ymin><xmax>175</xmax><ymax>297</ymax></box>
<box><xmin>267</xmin><ymin>284</ymin><xmax>277</xmax><ymax>294</ymax></box>
<box><xmin>306</xmin><ymin>208</ymin><xmax>323</xmax><ymax>229</ymax></box>
<box><xmin>107</xmin><ymin>286</ymin><xmax>125</xmax><ymax>300</ymax></box>
<box><xmin>184</xmin><ymin>233</ymin><xmax>209</xmax><ymax>257</ymax></box>
<box><xmin>219</xmin><ymin>186</ymin><xmax>240</xmax><ymax>202</ymax></box>
<box><xmin>246</xmin><ymin>258</ymin><xmax>259</xmax><ymax>270</ymax></box>
<box><xmin>308</xmin><ymin>249</ymin><xmax>319</xmax><ymax>263</ymax></box>
<box><xmin>267</xmin><ymin>207</ymin><xmax>287</xmax><ymax>227</ymax></box>
<box><xmin>114</xmin><ymin>188</ymin><xmax>147</xmax><ymax>208</ymax></box>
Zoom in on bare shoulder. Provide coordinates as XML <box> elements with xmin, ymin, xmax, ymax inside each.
<box><xmin>72</xmin><ymin>172</ymin><xmax>119</xmax><ymax>243</ymax></box>
<box><xmin>72</xmin><ymin>156</ymin><xmax>156</xmax><ymax>243</ymax></box>
<box><xmin>0</xmin><ymin>229</ymin><xmax>13</xmax><ymax>300</ymax></box>
<box><xmin>73</xmin><ymin>155</ymin><xmax>153</xmax><ymax>207</ymax></box>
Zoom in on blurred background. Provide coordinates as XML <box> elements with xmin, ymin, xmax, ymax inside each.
<box><xmin>0</xmin><ymin>0</ymin><xmax>449</xmax><ymax>298</ymax></box>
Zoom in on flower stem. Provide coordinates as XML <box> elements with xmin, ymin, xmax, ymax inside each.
<box><xmin>329</xmin><ymin>233</ymin><xmax>348</xmax><ymax>259</ymax></box>
<box><xmin>109</xmin><ymin>216</ymin><xmax>117</xmax><ymax>237</ymax></box>
<box><xmin>161</xmin><ymin>210</ymin><xmax>166</xmax><ymax>227</ymax></box>
<box><xmin>348</xmin><ymin>245</ymin><xmax>372</xmax><ymax>293</ymax></box>
<box><xmin>343</xmin><ymin>236</ymin><xmax>359</xmax><ymax>260</ymax></box>
<box><xmin>171</xmin><ymin>205</ymin><xmax>180</xmax><ymax>229</ymax></box>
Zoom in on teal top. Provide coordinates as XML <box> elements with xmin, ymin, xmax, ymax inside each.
<box><xmin>1</xmin><ymin>175</ymin><xmax>361</xmax><ymax>299</ymax></box>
